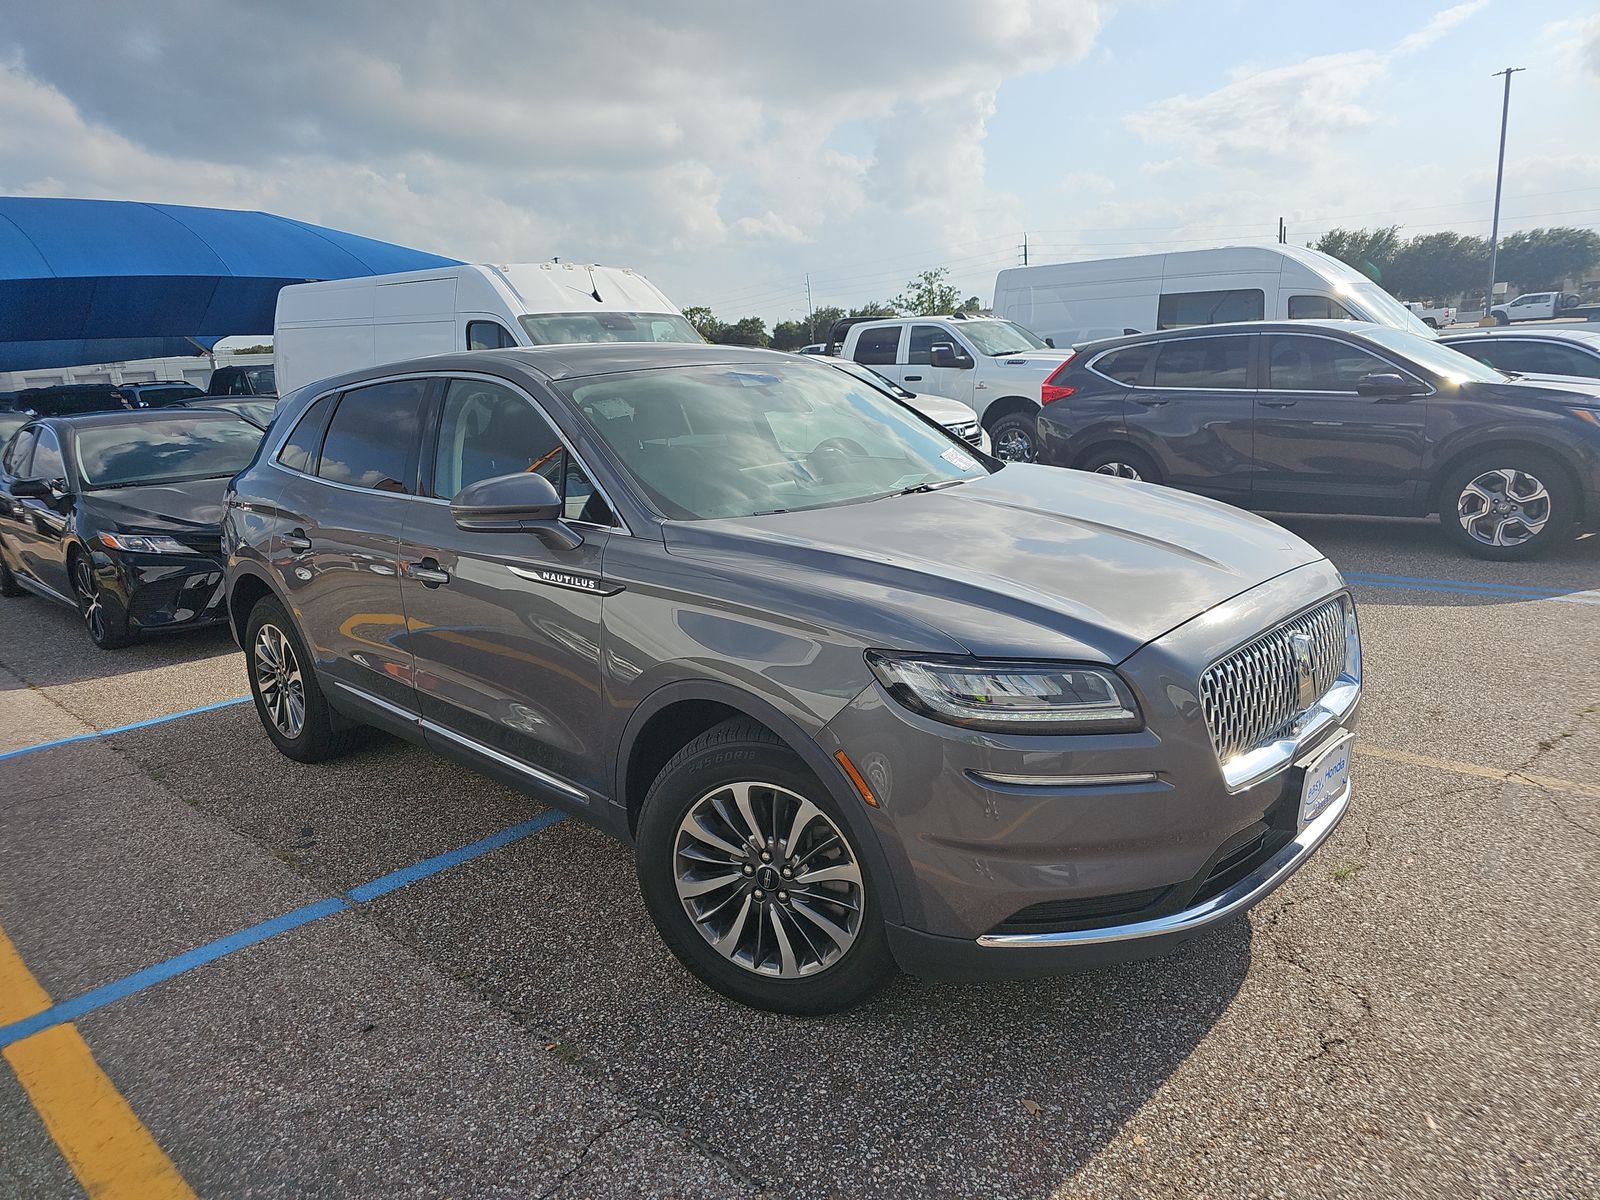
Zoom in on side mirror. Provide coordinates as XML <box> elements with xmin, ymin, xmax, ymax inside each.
<box><xmin>1355</xmin><ymin>371</ymin><xmax>1424</xmax><ymax>397</ymax></box>
<box><xmin>1045</xmin><ymin>337</ymin><xmax>1056</xmax><ymax>349</ymax></box>
<box><xmin>930</xmin><ymin>343</ymin><xmax>974</xmax><ymax>370</ymax></box>
<box><xmin>450</xmin><ymin>472</ymin><xmax>583</xmax><ymax>551</ymax></box>
<box><xmin>13</xmin><ymin>477</ymin><xmax>66</xmax><ymax>500</ymax></box>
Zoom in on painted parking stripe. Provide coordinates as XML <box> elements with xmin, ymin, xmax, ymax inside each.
<box><xmin>0</xmin><ymin>811</ymin><xmax>565</xmax><ymax>1050</ymax></box>
<box><xmin>1</xmin><ymin>926</ymin><xmax>198</xmax><ymax>1200</ymax></box>
<box><xmin>1345</xmin><ymin>573</ymin><xmax>1600</xmax><ymax>606</ymax></box>
<box><xmin>1346</xmin><ymin>570</ymin><xmax>1600</xmax><ymax>598</ymax></box>
<box><xmin>1358</xmin><ymin>743</ymin><xmax>1600</xmax><ymax>799</ymax></box>
<box><xmin>0</xmin><ymin>696</ymin><xmax>252</xmax><ymax>763</ymax></box>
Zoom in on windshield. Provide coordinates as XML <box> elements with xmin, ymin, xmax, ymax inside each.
<box><xmin>519</xmin><ymin>311</ymin><xmax>704</xmax><ymax>346</ymax></box>
<box><xmin>1341</xmin><ymin>283</ymin><xmax>1435</xmax><ymax>338</ymax></box>
<box><xmin>958</xmin><ymin>320</ymin><xmax>1050</xmax><ymax>356</ymax></box>
<box><xmin>74</xmin><ymin>415</ymin><xmax>264</xmax><ymax>488</ymax></box>
<box><xmin>826</xmin><ymin>358</ymin><xmax>913</xmax><ymax>398</ymax></box>
<box><xmin>1358</xmin><ymin>326</ymin><xmax>1509</xmax><ymax>384</ymax></box>
<box><xmin>562</xmin><ymin>362</ymin><xmax>990</xmax><ymax>520</ymax></box>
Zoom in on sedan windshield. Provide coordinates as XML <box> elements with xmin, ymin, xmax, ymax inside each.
<box><xmin>563</xmin><ymin>362</ymin><xmax>991</xmax><ymax>520</ymax></box>
<box><xmin>1357</xmin><ymin>327</ymin><xmax>1509</xmax><ymax>384</ymax></box>
<box><xmin>519</xmin><ymin>311</ymin><xmax>704</xmax><ymax>346</ymax></box>
<box><xmin>74</xmin><ymin>416</ymin><xmax>264</xmax><ymax>488</ymax></box>
<box><xmin>959</xmin><ymin>320</ymin><xmax>1050</xmax><ymax>356</ymax></box>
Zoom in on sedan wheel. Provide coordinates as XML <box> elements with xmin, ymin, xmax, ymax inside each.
<box><xmin>1456</xmin><ymin>468</ymin><xmax>1551</xmax><ymax>549</ymax></box>
<box><xmin>674</xmin><ymin>780</ymin><xmax>865</xmax><ymax>978</ymax></box>
<box><xmin>71</xmin><ymin>554</ymin><xmax>131</xmax><ymax>648</ymax></box>
<box><xmin>253</xmin><ymin>622</ymin><xmax>306</xmax><ymax>739</ymax></box>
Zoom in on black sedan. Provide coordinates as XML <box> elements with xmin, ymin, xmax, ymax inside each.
<box><xmin>1437</xmin><ymin>327</ymin><xmax>1600</xmax><ymax>381</ymax></box>
<box><xmin>174</xmin><ymin>395</ymin><xmax>279</xmax><ymax>429</ymax></box>
<box><xmin>1034</xmin><ymin>320</ymin><xmax>1600</xmax><ymax>559</ymax></box>
<box><xmin>0</xmin><ymin>409</ymin><xmax>264</xmax><ymax>647</ymax></box>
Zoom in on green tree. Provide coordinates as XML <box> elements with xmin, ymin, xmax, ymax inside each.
<box><xmin>955</xmin><ymin>295</ymin><xmax>983</xmax><ymax>315</ymax></box>
<box><xmin>1495</xmin><ymin>227</ymin><xmax>1600</xmax><ymax>292</ymax></box>
<box><xmin>893</xmin><ymin>267</ymin><xmax>962</xmax><ymax>316</ymax></box>
<box><xmin>1386</xmin><ymin>232</ymin><xmax>1486</xmax><ymax>302</ymax></box>
<box><xmin>719</xmin><ymin>316</ymin><xmax>770</xmax><ymax>347</ymax></box>
<box><xmin>771</xmin><ymin>320</ymin><xmax>808</xmax><ymax>351</ymax></box>
<box><xmin>849</xmin><ymin>300</ymin><xmax>897</xmax><ymax>318</ymax></box>
<box><xmin>807</xmin><ymin>305</ymin><xmax>846</xmax><ymax>344</ymax></box>
<box><xmin>681</xmin><ymin>306</ymin><xmax>720</xmax><ymax>340</ymax></box>
<box><xmin>1314</xmin><ymin>226</ymin><xmax>1402</xmax><ymax>284</ymax></box>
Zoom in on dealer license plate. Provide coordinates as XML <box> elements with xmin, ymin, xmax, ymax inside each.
<box><xmin>1298</xmin><ymin>731</ymin><xmax>1352</xmax><ymax>827</ymax></box>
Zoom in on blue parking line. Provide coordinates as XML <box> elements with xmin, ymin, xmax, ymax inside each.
<box><xmin>0</xmin><ymin>811</ymin><xmax>566</xmax><ymax>1049</ymax></box>
<box><xmin>0</xmin><ymin>696</ymin><xmax>252</xmax><ymax>763</ymax></box>
<box><xmin>1345</xmin><ymin>573</ymin><xmax>1600</xmax><ymax>606</ymax></box>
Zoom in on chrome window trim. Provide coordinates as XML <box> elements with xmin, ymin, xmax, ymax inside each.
<box><xmin>263</xmin><ymin>369</ymin><xmax>632</xmax><ymax>536</ymax></box>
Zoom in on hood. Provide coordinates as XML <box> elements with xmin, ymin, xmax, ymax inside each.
<box><xmin>988</xmin><ymin>350</ymin><xmax>1076</xmax><ymax>373</ymax></box>
<box><xmin>81</xmin><ymin>478</ymin><xmax>228</xmax><ymax>536</ymax></box>
<box><xmin>663</xmin><ymin>465</ymin><xmax>1324</xmax><ymax>663</ymax></box>
<box><xmin>1463</xmin><ymin>377</ymin><xmax>1600</xmax><ymax>406</ymax></box>
<box><xmin>902</xmin><ymin>391</ymin><xmax>978</xmax><ymax>426</ymax></box>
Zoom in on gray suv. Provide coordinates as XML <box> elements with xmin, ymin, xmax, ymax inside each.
<box><xmin>223</xmin><ymin>345</ymin><xmax>1361</xmax><ymax>1013</ymax></box>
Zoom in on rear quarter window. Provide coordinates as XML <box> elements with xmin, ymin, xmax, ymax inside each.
<box><xmin>1092</xmin><ymin>345</ymin><xmax>1153</xmax><ymax>385</ymax></box>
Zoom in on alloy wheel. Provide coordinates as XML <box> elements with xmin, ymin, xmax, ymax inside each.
<box><xmin>994</xmin><ymin>427</ymin><xmax>1036</xmax><ymax>463</ymax></box>
<box><xmin>1093</xmin><ymin>461</ymin><xmax>1143</xmax><ymax>481</ymax></box>
<box><xmin>673</xmin><ymin>781</ymin><xmax>865</xmax><ymax>978</ymax></box>
<box><xmin>253</xmin><ymin>622</ymin><xmax>307</xmax><ymax>739</ymax></box>
<box><xmin>72</xmin><ymin>557</ymin><xmax>107</xmax><ymax>641</ymax></box>
<box><xmin>1456</xmin><ymin>468</ymin><xmax>1551</xmax><ymax>548</ymax></box>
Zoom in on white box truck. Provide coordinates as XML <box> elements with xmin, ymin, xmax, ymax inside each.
<box><xmin>274</xmin><ymin>262</ymin><xmax>700</xmax><ymax>395</ymax></box>
<box><xmin>993</xmin><ymin>244</ymin><xmax>1435</xmax><ymax>346</ymax></box>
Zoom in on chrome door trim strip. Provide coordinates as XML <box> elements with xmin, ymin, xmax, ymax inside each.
<box><xmin>328</xmin><ymin>679</ymin><xmax>417</xmax><ymax>723</ymax></box>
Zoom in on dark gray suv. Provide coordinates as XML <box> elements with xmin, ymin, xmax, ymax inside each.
<box><xmin>223</xmin><ymin>345</ymin><xmax>1360</xmax><ymax>1012</ymax></box>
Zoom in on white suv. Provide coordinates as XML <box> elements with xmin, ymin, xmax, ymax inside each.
<box><xmin>839</xmin><ymin>315</ymin><xmax>1074</xmax><ymax>461</ymax></box>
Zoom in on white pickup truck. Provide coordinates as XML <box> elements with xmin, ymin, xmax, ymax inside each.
<box><xmin>1489</xmin><ymin>291</ymin><xmax>1600</xmax><ymax>325</ymax></box>
<box><xmin>835</xmin><ymin>314</ymin><xmax>1075</xmax><ymax>461</ymax></box>
<box><xmin>1404</xmin><ymin>301</ymin><xmax>1456</xmax><ymax>329</ymax></box>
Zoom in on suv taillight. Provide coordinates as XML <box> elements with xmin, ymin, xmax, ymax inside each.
<box><xmin>1041</xmin><ymin>353</ymin><xmax>1078</xmax><ymax>405</ymax></box>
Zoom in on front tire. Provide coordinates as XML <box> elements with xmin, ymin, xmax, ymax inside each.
<box><xmin>70</xmin><ymin>551</ymin><xmax>134</xmax><ymax>649</ymax></box>
<box><xmin>1438</xmin><ymin>452</ymin><xmax>1575</xmax><ymax>560</ymax></box>
<box><xmin>245</xmin><ymin>596</ymin><xmax>359</xmax><ymax>762</ymax></box>
<box><xmin>635</xmin><ymin>718</ymin><xmax>896</xmax><ymax>1014</ymax></box>
<box><xmin>987</xmin><ymin>410</ymin><xmax>1040</xmax><ymax>463</ymax></box>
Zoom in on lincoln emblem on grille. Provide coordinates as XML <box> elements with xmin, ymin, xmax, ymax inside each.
<box><xmin>1291</xmin><ymin>632</ymin><xmax>1316</xmax><ymax>710</ymax></box>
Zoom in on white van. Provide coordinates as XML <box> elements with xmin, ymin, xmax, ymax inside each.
<box><xmin>993</xmin><ymin>245</ymin><xmax>1434</xmax><ymax>346</ymax></box>
<box><xmin>274</xmin><ymin>263</ymin><xmax>699</xmax><ymax>395</ymax></box>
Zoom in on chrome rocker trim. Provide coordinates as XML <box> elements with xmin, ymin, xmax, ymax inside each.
<box><xmin>975</xmin><ymin>783</ymin><xmax>1351</xmax><ymax>950</ymax></box>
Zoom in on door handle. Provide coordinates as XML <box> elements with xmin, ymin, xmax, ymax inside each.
<box><xmin>904</xmin><ymin>375</ymin><xmax>923</xmax><ymax>382</ymax></box>
<box><xmin>283</xmin><ymin>528</ymin><xmax>312</xmax><ymax>552</ymax></box>
<box><xmin>1135</xmin><ymin>397</ymin><xmax>1170</xmax><ymax>407</ymax></box>
<box><xmin>1259</xmin><ymin>400</ymin><xmax>1299</xmax><ymax>408</ymax></box>
<box><xmin>405</xmin><ymin>558</ymin><xmax>450</xmax><ymax>587</ymax></box>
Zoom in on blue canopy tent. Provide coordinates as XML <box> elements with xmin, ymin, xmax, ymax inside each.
<box><xmin>0</xmin><ymin>198</ymin><xmax>463</xmax><ymax>372</ymax></box>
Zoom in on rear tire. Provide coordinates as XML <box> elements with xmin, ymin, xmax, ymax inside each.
<box><xmin>1438</xmin><ymin>451</ymin><xmax>1575</xmax><ymax>561</ymax></box>
<box><xmin>244</xmin><ymin>596</ymin><xmax>359</xmax><ymax>762</ymax></box>
<box><xmin>635</xmin><ymin>718</ymin><xmax>896</xmax><ymax>1014</ymax></box>
<box><xmin>1079</xmin><ymin>446</ymin><xmax>1162</xmax><ymax>485</ymax></box>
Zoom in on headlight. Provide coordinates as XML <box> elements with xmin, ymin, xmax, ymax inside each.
<box><xmin>97</xmin><ymin>532</ymin><xmax>194</xmax><ymax>555</ymax></box>
<box><xmin>1343</xmin><ymin>601</ymin><xmax>1361</xmax><ymax>681</ymax></box>
<box><xmin>865</xmin><ymin>651</ymin><xmax>1141</xmax><ymax>734</ymax></box>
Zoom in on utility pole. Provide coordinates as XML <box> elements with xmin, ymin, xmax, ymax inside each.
<box><xmin>1021</xmin><ymin>233</ymin><xmax>1028</xmax><ymax>266</ymax></box>
<box><xmin>1484</xmin><ymin>67</ymin><xmax>1524</xmax><ymax>320</ymax></box>
<box><xmin>804</xmin><ymin>274</ymin><xmax>813</xmax><ymax>338</ymax></box>
<box><xmin>1278</xmin><ymin>217</ymin><xmax>1286</xmax><ymax>245</ymax></box>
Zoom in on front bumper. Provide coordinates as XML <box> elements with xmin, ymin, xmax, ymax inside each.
<box><xmin>815</xmin><ymin>559</ymin><xmax>1358</xmax><ymax>980</ymax></box>
<box><xmin>96</xmin><ymin>549</ymin><xmax>228</xmax><ymax>632</ymax></box>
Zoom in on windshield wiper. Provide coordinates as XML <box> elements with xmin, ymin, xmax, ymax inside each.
<box><xmin>887</xmin><ymin>478</ymin><xmax>969</xmax><ymax>499</ymax></box>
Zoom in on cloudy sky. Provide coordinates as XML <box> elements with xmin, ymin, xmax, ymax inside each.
<box><xmin>2</xmin><ymin>1</ymin><xmax>1597</xmax><ymax>329</ymax></box>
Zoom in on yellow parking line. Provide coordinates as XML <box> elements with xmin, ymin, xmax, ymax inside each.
<box><xmin>0</xmin><ymin>926</ymin><xmax>196</xmax><ymax>1200</ymax></box>
<box><xmin>1357</xmin><ymin>744</ymin><xmax>1600</xmax><ymax>799</ymax></box>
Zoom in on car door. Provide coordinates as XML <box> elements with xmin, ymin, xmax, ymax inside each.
<box><xmin>15</xmin><ymin>425</ymin><xmax>75</xmax><ymax>596</ymax></box>
<box><xmin>850</xmin><ymin>325</ymin><xmax>906</xmax><ymax>386</ymax></box>
<box><xmin>1250</xmin><ymin>332</ymin><xmax>1428</xmax><ymax>514</ymax></box>
<box><xmin>271</xmin><ymin>378</ymin><xmax>428</xmax><ymax>715</ymax></box>
<box><xmin>903</xmin><ymin>323</ymin><xmax>977</xmax><ymax>406</ymax></box>
<box><xmin>1121</xmin><ymin>333</ymin><xmax>1256</xmax><ymax>503</ymax></box>
<box><xmin>1506</xmin><ymin>294</ymin><xmax>1548</xmax><ymax>322</ymax></box>
<box><xmin>396</xmin><ymin>375</ymin><xmax>615</xmax><ymax>800</ymax></box>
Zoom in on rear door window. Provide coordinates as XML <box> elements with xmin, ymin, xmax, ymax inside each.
<box><xmin>316</xmin><ymin>379</ymin><xmax>428</xmax><ymax>493</ymax></box>
<box><xmin>1151</xmin><ymin>337</ymin><xmax>1251</xmax><ymax>389</ymax></box>
<box><xmin>1265</xmin><ymin>335</ymin><xmax>1401</xmax><ymax>392</ymax></box>
<box><xmin>1092</xmin><ymin>344</ymin><xmax>1154</xmax><ymax>385</ymax></box>
<box><xmin>1156</xmin><ymin>289</ymin><xmax>1264</xmax><ymax>329</ymax></box>
<box><xmin>852</xmin><ymin>327</ymin><xmax>902</xmax><ymax>366</ymax></box>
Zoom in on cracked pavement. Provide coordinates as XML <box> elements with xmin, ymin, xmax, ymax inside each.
<box><xmin>3</xmin><ymin>515</ymin><xmax>1598</xmax><ymax>1199</ymax></box>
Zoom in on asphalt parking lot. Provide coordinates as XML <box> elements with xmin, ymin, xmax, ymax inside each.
<box><xmin>2</xmin><ymin>515</ymin><xmax>1597</xmax><ymax>1199</ymax></box>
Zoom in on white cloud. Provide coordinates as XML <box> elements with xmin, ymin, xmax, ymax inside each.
<box><xmin>1541</xmin><ymin>14</ymin><xmax>1600</xmax><ymax>87</ymax></box>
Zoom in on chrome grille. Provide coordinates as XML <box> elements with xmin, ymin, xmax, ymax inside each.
<box><xmin>1199</xmin><ymin>597</ymin><xmax>1348</xmax><ymax>764</ymax></box>
<box><xmin>948</xmin><ymin>420</ymin><xmax>983</xmax><ymax>446</ymax></box>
